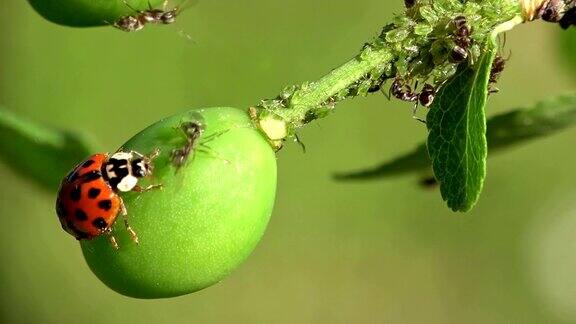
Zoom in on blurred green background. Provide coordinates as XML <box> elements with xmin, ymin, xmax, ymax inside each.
<box><xmin>1</xmin><ymin>0</ymin><xmax>576</xmax><ymax>323</ymax></box>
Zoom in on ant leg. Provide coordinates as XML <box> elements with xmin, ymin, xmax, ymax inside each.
<box><xmin>385</xmin><ymin>85</ymin><xmax>392</xmax><ymax>100</ymax></box>
<box><xmin>132</xmin><ymin>183</ymin><xmax>163</xmax><ymax>192</ymax></box>
<box><xmin>132</xmin><ymin>147</ymin><xmax>161</xmax><ymax>161</ymax></box>
<box><xmin>294</xmin><ymin>133</ymin><xmax>306</xmax><ymax>153</ymax></box>
<box><xmin>197</xmin><ymin>145</ymin><xmax>231</xmax><ymax>164</ymax></box>
<box><xmin>147</xmin><ymin>147</ymin><xmax>161</xmax><ymax>160</ymax></box>
<box><xmin>412</xmin><ymin>100</ymin><xmax>420</xmax><ymax>118</ymax></box>
<box><xmin>119</xmin><ymin>198</ymin><xmax>139</xmax><ymax>245</ymax></box>
<box><xmin>413</xmin><ymin>116</ymin><xmax>427</xmax><ymax>124</ymax></box>
<box><xmin>198</xmin><ymin>128</ymin><xmax>234</xmax><ymax>144</ymax></box>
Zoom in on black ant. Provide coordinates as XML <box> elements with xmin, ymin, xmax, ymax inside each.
<box><xmin>388</xmin><ymin>78</ymin><xmax>437</xmax><ymax>123</ymax></box>
<box><xmin>112</xmin><ymin>0</ymin><xmax>184</xmax><ymax>32</ymax></box>
<box><xmin>418</xmin><ymin>83</ymin><xmax>436</xmax><ymax>108</ymax></box>
<box><xmin>450</xmin><ymin>15</ymin><xmax>472</xmax><ymax>63</ymax></box>
<box><xmin>170</xmin><ymin>117</ymin><xmax>232</xmax><ymax>172</ymax></box>
<box><xmin>170</xmin><ymin>120</ymin><xmax>204</xmax><ymax>171</ymax></box>
<box><xmin>389</xmin><ymin>78</ymin><xmax>418</xmax><ymax>102</ymax></box>
<box><xmin>559</xmin><ymin>7</ymin><xmax>576</xmax><ymax>29</ymax></box>
<box><xmin>488</xmin><ymin>54</ymin><xmax>508</xmax><ymax>94</ymax></box>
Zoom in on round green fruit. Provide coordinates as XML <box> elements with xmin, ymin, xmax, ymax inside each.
<box><xmin>27</xmin><ymin>0</ymin><xmax>176</xmax><ymax>27</ymax></box>
<box><xmin>81</xmin><ymin>107</ymin><xmax>277</xmax><ymax>299</ymax></box>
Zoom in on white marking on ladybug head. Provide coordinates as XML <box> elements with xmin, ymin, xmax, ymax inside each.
<box><xmin>117</xmin><ymin>175</ymin><xmax>138</xmax><ymax>192</ymax></box>
<box><xmin>105</xmin><ymin>164</ymin><xmax>116</xmax><ymax>178</ymax></box>
<box><xmin>111</xmin><ymin>152</ymin><xmax>133</xmax><ymax>161</ymax></box>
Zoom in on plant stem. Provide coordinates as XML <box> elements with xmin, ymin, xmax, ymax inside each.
<box><xmin>250</xmin><ymin>0</ymin><xmax>524</xmax><ymax>150</ymax></box>
<box><xmin>287</xmin><ymin>48</ymin><xmax>393</xmax><ymax>123</ymax></box>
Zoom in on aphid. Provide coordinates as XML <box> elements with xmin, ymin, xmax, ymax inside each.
<box><xmin>112</xmin><ymin>0</ymin><xmax>185</xmax><ymax>32</ymax></box>
<box><xmin>367</xmin><ymin>75</ymin><xmax>386</xmax><ymax>93</ymax></box>
<box><xmin>389</xmin><ymin>78</ymin><xmax>418</xmax><ymax>102</ymax></box>
<box><xmin>56</xmin><ymin>149</ymin><xmax>161</xmax><ymax>249</ymax></box>
<box><xmin>488</xmin><ymin>54</ymin><xmax>507</xmax><ymax>94</ymax></box>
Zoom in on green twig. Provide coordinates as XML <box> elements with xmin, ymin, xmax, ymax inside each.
<box><xmin>249</xmin><ymin>0</ymin><xmax>523</xmax><ymax>150</ymax></box>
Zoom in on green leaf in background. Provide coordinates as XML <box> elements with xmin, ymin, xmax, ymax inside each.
<box><xmin>425</xmin><ymin>40</ymin><xmax>497</xmax><ymax>212</ymax></box>
<box><xmin>558</xmin><ymin>28</ymin><xmax>576</xmax><ymax>77</ymax></box>
<box><xmin>0</xmin><ymin>108</ymin><xmax>97</xmax><ymax>191</ymax></box>
<box><xmin>336</xmin><ymin>93</ymin><xmax>576</xmax><ymax>180</ymax></box>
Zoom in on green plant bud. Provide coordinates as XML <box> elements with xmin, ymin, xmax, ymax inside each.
<box><xmin>81</xmin><ymin>107</ymin><xmax>277</xmax><ymax>298</ymax></box>
<box><xmin>27</xmin><ymin>0</ymin><xmax>174</xmax><ymax>27</ymax></box>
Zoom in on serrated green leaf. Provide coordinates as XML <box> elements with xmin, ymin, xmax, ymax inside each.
<box><xmin>558</xmin><ymin>28</ymin><xmax>576</xmax><ymax>77</ymax></box>
<box><xmin>0</xmin><ymin>107</ymin><xmax>97</xmax><ymax>191</ymax></box>
<box><xmin>336</xmin><ymin>94</ymin><xmax>576</xmax><ymax>180</ymax></box>
<box><xmin>425</xmin><ymin>41</ymin><xmax>496</xmax><ymax>211</ymax></box>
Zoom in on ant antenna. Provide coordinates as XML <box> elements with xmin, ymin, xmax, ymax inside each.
<box><xmin>121</xmin><ymin>0</ymin><xmax>140</xmax><ymax>13</ymax></box>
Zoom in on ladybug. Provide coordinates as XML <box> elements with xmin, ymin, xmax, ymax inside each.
<box><xmin>56</xmin><ymin>149</ymin><xmax>161</xmax><ymax>249</ymax></box>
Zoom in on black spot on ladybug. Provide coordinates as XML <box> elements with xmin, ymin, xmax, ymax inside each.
<box><xmin>88</xmin><ymin>187</ymin><xmax>101</xmax><ymax>199</ymax></box>
<box><xmin>98</xmin><ymin>199</ymin><xmax>112</xmax><ymax>211</ymax></box>
<box><xmin>56</xmin><ymin>199</ymin><xmax>67</xmax><ymax>218</ymax></box>
<box><xmin>92</xmin><ymin>217</ymin><xmax>108</xmax><ymax>230</ymax></box>
<box><xmin>69</xmin><ymin>186</ymin><xmax>81</xmax><ymax>202</ymax></box>
<box><xmin>82</xmin><ymin>170</ymin><xmax>102</xmax><ymax>183</ymax></box>
<box><xmin>82</xmin><ymin>160</ymin><xmax>95</xmax><ymax>168</ymax></box>
<box><xmin>75</xmin><ymin>209</ymin><xmax>88</xmax><ymax>221</ymax></box>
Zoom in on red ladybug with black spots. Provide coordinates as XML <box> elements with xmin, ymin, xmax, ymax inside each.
<box><xmin>56</xmin><ymin>149</ymin><xmax>161</xmax><ymax>249</ymax></box>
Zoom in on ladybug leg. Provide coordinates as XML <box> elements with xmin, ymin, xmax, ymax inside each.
<box><xmin>147</xmin><ymin>147</ymin><xmax>161</xmax><ymax>160</ymax></box>
<box><xmin>103</xmin><ymin>227</ymin><xmax>120</xmax><ymax>249</ymax></box>
<box><xmin>119</xmin><ymin>198</ymin><xmax>139</xmax><ymax>245</ymax></box>
<box><xmin>109</xmin><ymin>234</ymin><xmax>119</xmax><ymax>250</ymax></box>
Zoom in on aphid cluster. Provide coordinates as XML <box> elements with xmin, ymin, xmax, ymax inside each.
<box><xmin>112</xmin><ymin>0</ymin><xmax>181</xmax><ymax>32</ymax></box>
